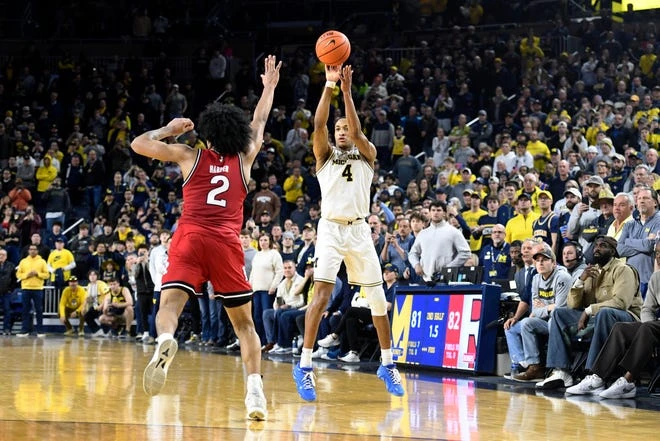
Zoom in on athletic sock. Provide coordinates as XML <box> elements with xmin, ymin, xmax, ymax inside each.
<box><xmin>157</xmin><ymin>333</ymin><xmax>174</xmax><ymax>344</ymax></box>
<box><xmin>381</xmin><ymin>348</ymin><xmax>393</xmax><ymax>366</ymax></box>
<box><xmin>300</xmin><ymin>348</ymin><xmax>313</xmax><ymax>368</ymax></box>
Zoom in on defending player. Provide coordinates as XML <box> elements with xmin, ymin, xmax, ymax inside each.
<box><xmin>292</xmin><ymin>64</ymin><xmax>405</xmax><ymax>401</ymax></box>
<box><xmin>131</xmin><ymin>55</ymin><xmax>281</xmax><ymax>420</ymax></box>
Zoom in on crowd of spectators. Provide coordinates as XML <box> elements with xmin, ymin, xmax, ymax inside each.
<box><xmin>0</xmin><ymin>6</ymin><xmax>658</xmax><ymax>358</ymax></box>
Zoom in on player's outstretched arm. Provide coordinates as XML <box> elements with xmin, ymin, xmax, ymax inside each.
<box><xmin>313</xmin><ymin>64</ymin><xmax>341</xmax><ymax>165</ymax></box>
<box><xmin>131</xmin><ymin>118</ymin><xmax>198</xmax><ymax>171</ymax></box>
<box><xmin>339</xmin><ymin>65</ymin><xmax>376</xmax><ymax>164</ymax></box>
<box><xmin>246</xmin><ymin>55</ymin><xmax>282</xmax><ymax>167</ymax></box>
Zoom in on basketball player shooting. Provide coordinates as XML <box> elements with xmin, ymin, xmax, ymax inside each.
<box><xmin>292</xmin><ymin>64</ymin><xmax>405</xmax><ymax>401</ymax></box>
<box><xmin>131</xmin><ymin>55</ymin><xmax>281</xmax><ymax>421</ymax></box>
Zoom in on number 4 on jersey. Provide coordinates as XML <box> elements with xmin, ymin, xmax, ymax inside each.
<box><xmin>342</xmin><ymin>164</ymin><xmax>353</xmax><ymax>182</ymax></box>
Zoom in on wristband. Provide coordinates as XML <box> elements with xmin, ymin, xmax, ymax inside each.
<box><xmin>325</xmin><ymin>81</ymin><xmax>336</xmax><ymax>89</ymax></box>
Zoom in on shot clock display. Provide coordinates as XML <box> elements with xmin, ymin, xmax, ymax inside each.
<box><xmin>391</xmin><ymin>284</ymin><xmax>501</xmax><ymax>373</ymax></box>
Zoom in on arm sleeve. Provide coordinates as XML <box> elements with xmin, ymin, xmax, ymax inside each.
<box><xmin>615</xmin><ymin>222</ymin><xmax>653</xmax><ymax>257</ymax></box>
<box><xmin>567</xmin><ymin>205</ymin><xmax>582</xmax><ymax>238</ymax></box>
<box><xmin>447</xmin><ymin>231</ymin><xmax>471</xmax><ymax>267</ymax></box>
<box><xmin>553</xmin><ymin>273</ymin><xmax>572</xmax><ymax>309</ymax></box>
<box><xmin>408</xmin><ymin>235</ymin><xmax>422</xmax><ymax>267</ymax></box>
<box><xmin>641</xmin><ymin>273</ymin><xmax>660</xmax><ymax>322</ymax></box>
<box><xmin>590</xmin><ymin>265</ymin><xmax>640</xmax><ymax>315</ymax></box>
<box><xmin>58</xmin><ymin>289</ymin><xmax>67</xmax><ymax>317</ymax></box>
<box><xmin>38</xmin><ymin>261</ymin><xmax>50</xmax><ymax>280</ymax></box>
<box><xmin>379</xmin><ymin>202</ymin><xmax>396</xmax><ymax>225</ymax></box>
<box><xmin>270</xmin><ymin>253</ymin><xmax>284</xmax><ymax>292</ymax></box>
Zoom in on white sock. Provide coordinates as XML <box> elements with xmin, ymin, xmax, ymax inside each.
<box><xmin>300</xmin><ymin>348</ymin><xmax>313</xmax><ymax>368</ymax></box>
<box><xmin>381</xmin><ymin>348</ymin><xmax>393</xmax><ymax>366</ymax></box>
<box><xmin>246</xmin><ymin>373</ymin><xmax>263</xmax><ymax>391</ymax></box>
<box><xmin>157</xmin><ymin>333</ymin><xmax>174</xmax><ymax>344</ymax></box>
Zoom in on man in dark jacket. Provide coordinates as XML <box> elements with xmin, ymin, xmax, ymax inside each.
<box><xmin>42</xmin><ymin>177</ymin><xmax>71</xmax><ymax>232</ymax></box>
<box><xmin>69</xmin><ymin>223</ymin><xmax>93</xmax><ymax>280</ymax></box>
<box><xmin>0</xmin><ymin>249</ymin><xmax>16</xmax><ymax>334</ymax></box>
<box><xmin>134</xmin><ymin>244</ymin><xmax>155</xmax><ymax>344</ymax></box>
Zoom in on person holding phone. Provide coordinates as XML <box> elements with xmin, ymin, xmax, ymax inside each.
<box><xmin>566</xmin><ymin>175</ymin><xmax>603</xmax><ymax>260</ymax></box>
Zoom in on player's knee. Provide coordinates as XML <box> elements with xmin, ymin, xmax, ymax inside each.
<box><xmin>364</xmin><ymin>285</ymin><xmax>387</xmax><ymax>316</ymax></box>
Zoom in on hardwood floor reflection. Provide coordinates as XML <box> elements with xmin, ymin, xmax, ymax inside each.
<box><xmin>0</xmin><ymin>337</ymin><xmax>657</xmax><ymax>440</ymax></box>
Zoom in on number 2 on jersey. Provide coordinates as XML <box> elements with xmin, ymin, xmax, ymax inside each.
<box><xmin>342</xmin><ymin>164</ymin><xmax>353</xmax><ymax>182</ymax></box>
<box><xmin>207</xmin><ymin>175</ymin><xmax>230</xmax><ymax>207</ymax></box>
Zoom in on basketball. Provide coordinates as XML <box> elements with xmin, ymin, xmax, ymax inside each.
<box><xmin>315</xmin><ymin>30</ymin><xmax>351</xmax><ymax>66</ymax></box>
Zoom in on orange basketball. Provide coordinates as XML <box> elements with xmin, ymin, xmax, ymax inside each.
<box><xmin>315</xmin><ymin>30</ymin><xmax>351</xmax><ymax>66</ymax></box>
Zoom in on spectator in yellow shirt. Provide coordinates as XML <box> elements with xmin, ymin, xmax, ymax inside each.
<box><xmin>47</xmin><ymin>237</ymin><xmax>76</xmax><ymax>289</ymax></box>
<box><xmin>59</xmin><ymin>276</ymin><xmax>87</xmax><ymax>336</ymax></box>
<box><xmin>15</xmin><ymin>245</ymin><xmax>50</xmax><ymax>337</ymax></box>
<box><xmin>283</xmin><ymin>166</ymin><xmax>305</xmax><ymax>216</ymax></box>
<box><xmin>505</xmin><ymin>193</ymin><xmax>540</xmax><ymax>243</ymax></box>
<box><xmin>35</xmin><ymin>155</ymin><xmax>58</xmax><ymax>194</ymax></box>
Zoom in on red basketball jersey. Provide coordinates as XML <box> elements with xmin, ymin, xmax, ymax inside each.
<box><xmin>178</xmin><ymin>149</ymin><xmax>247</xmax><ymax>235</ymax></box>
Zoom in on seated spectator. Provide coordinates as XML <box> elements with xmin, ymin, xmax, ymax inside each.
<box><xmin>58</xmin><ymin>276</ymin><xmax>87</xmax><ymax>336</ymax></box>
<box><xmin>317</xmin><ymin>264</ymin><xmax>398</xmax><ymax>362</ymax></box>
<box><xmin>269</xmin><ymin>258</ymin><xmax>314</xmax><ymax>354</ymax></box>
<box><xmin>261</xmin><ymin>259</ymin><xmax>305</xmax><ymax>353</ymax></box>
<box><xmin>566</xmin><ymin>240</ymin><xmax>660</xmax><ymax>399</ymax></box>
<box><xmin>536</xmin><ymin>236</ymin><xmax>642</xmax><ymax>390</ymax></box>
<box><xmin>562</xmin><ymin>241</ymin><xmax>587</xmax><ymax>283</ymax></box>
<box><xmin>508</xmin><ymin>244</ymin><xmax>572</xmax><ymax>382</ymax></box>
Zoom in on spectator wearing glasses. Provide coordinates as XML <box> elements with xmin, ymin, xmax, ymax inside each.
<box><xmin>617</xmin><ymin>186</ymin><xmax>660</xmax><ymax>298</ymax></box>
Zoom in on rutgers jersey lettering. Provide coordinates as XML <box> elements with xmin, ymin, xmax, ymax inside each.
<box><xmin>179</xmin><ymin>149</ymin><xmax>247</xmax><ymax>234</ymax></box>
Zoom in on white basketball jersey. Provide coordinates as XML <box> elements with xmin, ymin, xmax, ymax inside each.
<box><xmin>317</xmin><ymin>146</ymin><xmax>373</xmax><ymax>221</ymax></box>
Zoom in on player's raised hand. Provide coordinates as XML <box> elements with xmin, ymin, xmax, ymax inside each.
<box><xmin>325</xmin><ymin>64</ymin><xmax>341</xmax><ymax>82</ymax></box>
<box><xmin>166</xmin><ymin>118</ymin><xmax>194</xmax><ymax>137</ymax></box>
<box><xmin>261</xmin><ymin>55</ymin><xmax>282</xmax><ymax>87</ymax></box>
<box><xmin>339</xmin><ymin>65</ymin><xmax>353</xmax><ymax>93</ymax></box>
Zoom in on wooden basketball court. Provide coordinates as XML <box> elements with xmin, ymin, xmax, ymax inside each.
<box><xmin>1</xmin><ymin>336</ymin><xmax>658</xmax><ymax>440</ymax></box>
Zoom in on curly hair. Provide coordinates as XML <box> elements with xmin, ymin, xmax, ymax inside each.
<box><xmin>197</xmin><ymin>103</ymin><xmax>252</xmax><ymax>155</ymax></box>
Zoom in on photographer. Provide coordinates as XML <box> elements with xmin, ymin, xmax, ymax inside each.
<box><xmin>138</xmin><ymin>198</ymin><xmax>165</xmax><ymax>226</ymax></box>
<box><xmin>8</xmin><ymin>178</ymin><xmax>32</xmax><ymax>213</ymax></box>
<box><xmin>380</xmin><ymin>218</ymin><xmax>414</xmax><ymax>277</ymax></box>
<box><xmin>566</xmin><ymin>176</ymin><xmax>603</xmax><ymax>258</ymax></box>
<box><xmin>17</xmin><ymin>206</ymin><xmax>42</xmax><ymax>248</ymax></box>
<box><xmin>95</xmin><ymin>189</ymin><xmax>121</xmax><ymax>227</ymax></box>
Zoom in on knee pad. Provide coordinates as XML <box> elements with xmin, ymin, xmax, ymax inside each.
<box><xmin>363</xmin><ymin>285</ymin><xmax>388</xmax><ymax>316</ymax></box>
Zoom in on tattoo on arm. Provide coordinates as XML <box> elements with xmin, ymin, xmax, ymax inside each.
<box><xmin>148</xmin><ymin>127</ymin><xmax>174</xmax><ymax>141</ymax></box>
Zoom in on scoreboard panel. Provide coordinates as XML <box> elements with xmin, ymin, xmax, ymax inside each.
<box><xmin>391</xmin><ymin>284</ymin><xmax>500</xmax><ymax>373</ymax></box>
